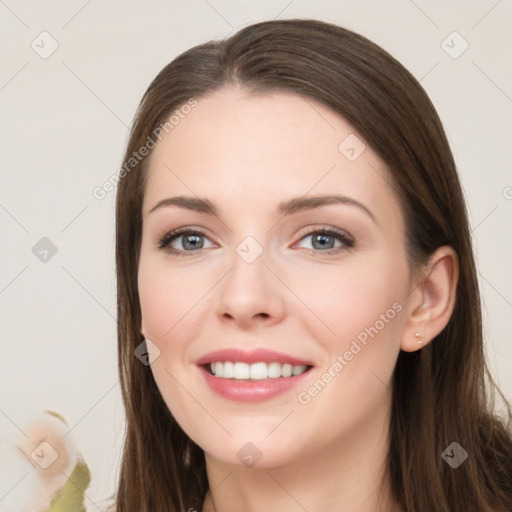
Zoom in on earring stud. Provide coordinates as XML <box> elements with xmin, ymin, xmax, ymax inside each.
<box><xmin>414</xmin><ymin>332</ymin><xmax>424</xmax><ymax>344</ymax></box>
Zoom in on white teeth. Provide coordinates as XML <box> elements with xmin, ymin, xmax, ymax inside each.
<box><xmin>208</xmin><ymin>361</ymin><xmax>309</xmax><ymax>379</ymax></box>
<box><xmin>234</xmin><ymin>362</ymin><xmax>250</xmax><ymax>379</ymax></box>
<box><xmin>267</xmin><ymin>362</ymin><xmax>282</xmax><ymax>379</ymax></box>
<box><xmin>214</xmin><ymin>362</ymin><xmax>223</xmax><ymax>378</ymax></box>
<box><xmin>281</xmin><ymin>364</ymin><xmax>293</xmax><ymax>378</ymax></box>
<box><xmin>223</xmin><ymin>361</ymin><xmax>234</xmax><ymax>378</ymax></box>
<box><xmin>250</xmin><ymin>362</ymin><xmax>268</xmax><ymax>380</ymax></box>
<box><xmin>292</xmin><ymin>365</ymin><xmax>306</xmax><ymax>376</ymax></box>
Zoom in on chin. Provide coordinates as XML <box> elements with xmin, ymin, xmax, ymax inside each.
<box><xmin>199</xmin><ymin>431</ymin><xmax>304</xmax><ymax>471</ymax></box>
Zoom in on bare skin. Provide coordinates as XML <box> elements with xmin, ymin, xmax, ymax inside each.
<box><xmin>137</xmin><ymin>86</ymin><xmax>458</xmax><ymax>512</ymax></box>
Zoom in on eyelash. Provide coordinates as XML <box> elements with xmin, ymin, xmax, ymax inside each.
<box><xmin>157</xmin><ymin>225</ymin><xmax>355</xmax><ymax>257</ymax></box>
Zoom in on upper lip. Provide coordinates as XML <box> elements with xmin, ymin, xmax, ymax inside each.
<box><xmin>196</xmin><ymin>348</ymin><xmax>313</xmax><ymax>367</ymax></box>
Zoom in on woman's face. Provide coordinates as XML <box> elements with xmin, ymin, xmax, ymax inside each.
<box><xmin>138</xmin><ymin>86</ymin><xmax>413</xmax><ymax>468</ymax></box>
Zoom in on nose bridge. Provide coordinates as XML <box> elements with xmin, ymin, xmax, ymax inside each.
<box><xmin>215</xmin><ymin>231</ymin><xmax>284</xmax><ymax>324</ymax></box>
<box><xmin>225</xmin><ymin>233</ymin><xmax>270</xmax><ymax>299</ymax></box>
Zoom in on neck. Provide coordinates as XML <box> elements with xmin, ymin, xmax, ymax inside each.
<box><xmin>202</xmin><ymin>395</ymin><xmax>401</xmax><ymax>512</ymax></box>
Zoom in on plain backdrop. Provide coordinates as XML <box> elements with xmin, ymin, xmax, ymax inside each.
<box><xmin>1</xmin><ymin>1</ymin><xmax>511</xmax><ymax>509</ymax></box>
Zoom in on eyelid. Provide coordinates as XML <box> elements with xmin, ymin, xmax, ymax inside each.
<box><xmin>294</xmin><ymin>225</ymin><xmax>354</xmax><ymax>243</ymax></box>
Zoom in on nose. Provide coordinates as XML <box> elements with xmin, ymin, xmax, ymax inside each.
<box><xmin>215</xmin><ymin>244</ymin><xmax>286</xmax><ymax>330</ymax></box>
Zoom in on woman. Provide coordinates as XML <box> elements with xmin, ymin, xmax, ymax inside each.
<box><xmin>113</xmin><ymin>19</ymin><xmax>512</xmax><ymax>511</ymax></box>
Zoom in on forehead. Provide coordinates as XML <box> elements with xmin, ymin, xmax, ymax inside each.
<box><xmin>143</xmin><ymin>86</ymin><xmax>400</xmax><ymax>223</ymax></box>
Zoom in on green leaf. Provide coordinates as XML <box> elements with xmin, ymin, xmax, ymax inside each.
<box><xmin>42</xmin><ymin>456</ymin><xmax>91</xmax><ymax>512</ymax></box>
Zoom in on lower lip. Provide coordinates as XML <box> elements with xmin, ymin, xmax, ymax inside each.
<box><xmin>198</xmin><ymin>365</ymin><xmax>313</xmax><ymax>403</ymax></box>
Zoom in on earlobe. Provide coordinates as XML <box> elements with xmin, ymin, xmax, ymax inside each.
<box><xmin>400</xmin><ymin>246</ymin><xmax>459</xmax><ymax>352</ymax></box>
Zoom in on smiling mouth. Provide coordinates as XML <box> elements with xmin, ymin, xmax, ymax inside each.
<box><xmin>203</xmin><ymin>361</ymin><xmax>313</xmax><ymax>380</ymax></box>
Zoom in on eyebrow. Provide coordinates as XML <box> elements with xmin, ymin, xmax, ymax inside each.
<box><xmin>148</xmin><ymin>194</ymin><xmax>376</xmax><ymax>223</ymax></box>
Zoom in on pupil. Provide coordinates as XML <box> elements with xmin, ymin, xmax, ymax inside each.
<box><xmin>313</xmin><ymin>234</ymin><xmax>334</xmax><ymax>250</ymax></box>
<box><xmin>184</xmin><ymin>234</ymin><xmax>203</xmax><ymax>250</ymax></box>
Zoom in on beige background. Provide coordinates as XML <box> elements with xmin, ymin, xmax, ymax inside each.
<box><xmin>1</xmin><ymin>1</ymin><xmax>511</xmax><ymax>508</ymax></box>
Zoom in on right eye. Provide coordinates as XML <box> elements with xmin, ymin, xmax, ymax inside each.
<box><xmin>158</xmin><ymin>227</ymin><xmax>214</xmax><ymax>255</ymax></box>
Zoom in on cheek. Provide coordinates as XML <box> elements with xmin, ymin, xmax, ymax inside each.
<box><xmin>284</xmin><ymin>256</ymin><xmax>409</xmax><ymax>422</ymax></box>
<box><xmin>138</xmin><ymin>273</ymin><xmax>173</xmax><ymax>341</ymax></box>
<box><xmin>288</xmin><ymin>261</ymin><xmax>407</xmax><ymax>442</ymax></box>
<box><xmin>137</xmin><ymin>257</ymin><xmax>208</xmax><ymax>431</ymax></box>
<box><xmin>289</xmin><ymin>256</ymin><xmax>408</xmax><ymax>350</ymax></box>
<box><xmin>138</xmin><ymin>252</ymin><xmax>171</xmax><ymax>355</ymax></box>
<box><xmin>137</xmin><ymin>255</ymin><xmax>214</xmax><ymax>357</ymax></box>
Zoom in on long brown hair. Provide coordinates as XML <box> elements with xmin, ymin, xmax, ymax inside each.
<box><xmin>113</xmin><ymin>19</ymin><xmax>512</xmax><ymax>511</ymax></box>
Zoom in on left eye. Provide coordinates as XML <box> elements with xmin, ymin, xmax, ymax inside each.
<box><xmin>295</xmin><ymin>228</ymin><xmax>354</xmax><ymax>253</ymax></box>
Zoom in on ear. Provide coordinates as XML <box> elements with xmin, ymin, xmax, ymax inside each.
<box><xmin>401</xmin><ymin>246</ymin><xmax>459</xmax><ymax>352</ymax></box>
<box><xmin>140</xmin><ymin>321</ymin><xmax>146</xmax><ymax>338</ymax></box>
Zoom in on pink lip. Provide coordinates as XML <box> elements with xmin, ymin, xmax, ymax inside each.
<box><xmin>195</xmin><ymin>348</ymin><xmax>313</xmax><ymax>366</ymax></box>
<box><xmin>195</xmin><ymin>348</ymin><xmax>314</xmax><ymax>403</ymax></box>
<box><xmin>197</xmin><ymin>365</ymin><xmax>313</xmax><ymax>403</ymax></box>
